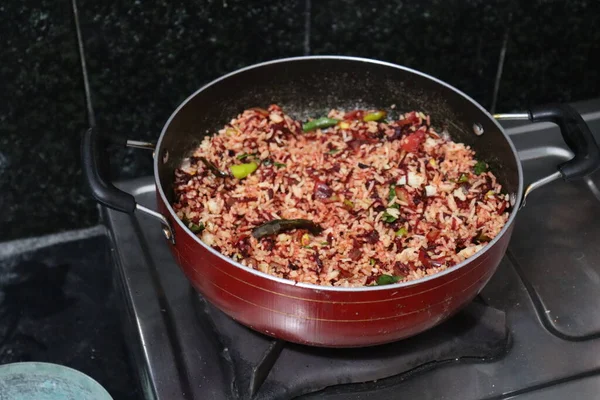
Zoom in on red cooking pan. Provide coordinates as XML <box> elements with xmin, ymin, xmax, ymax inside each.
<box><xmin>82</xmin><ymin>56</ymin><xmax>600</xmax><ymax>347</ymax></box>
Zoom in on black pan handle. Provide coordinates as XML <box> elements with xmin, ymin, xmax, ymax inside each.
<box><xmin>529</xmin><ymin>104</ymin><xmax>600</xmax><ymax>181</ymax></box>
<box><xmin>81</xmin><ymin>127</ymin><xmax>136</xmax><ymax>213</ymax></box>
<box><xmin>81</xmin><ymin>128</ymin><xmax>175</xmax><ymax>242</ymax></box>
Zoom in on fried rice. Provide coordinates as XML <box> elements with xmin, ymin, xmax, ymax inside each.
<box><xmin>172</xmin><ymin>105</ymin><xmax>511</xmax><ymax>287</ymax></box>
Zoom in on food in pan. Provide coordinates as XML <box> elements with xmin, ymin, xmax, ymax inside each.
<box><xmin>172</xmin><ymin>105</ymin><xmax>511</xmax><ymax>287</ymax></box>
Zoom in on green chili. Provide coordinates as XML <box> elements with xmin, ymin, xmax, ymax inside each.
<box><xmin>230</xmin><ymin>162</ymin><xmax>259</xmax><ymax>179</ymax></box>
<box><xmin>252</xmin><ymin>219</ymin><xmax>324</xmax><ymax>240</ymax></box>
<box><xmin>302</xmin><ymin>117</ymin><xmax>339</xmax><ymax>132</ymax></box>
<box><xmin>363</xmin><ymin>110</ymin><xmax>387</xmax><ymax>122</ymax></box>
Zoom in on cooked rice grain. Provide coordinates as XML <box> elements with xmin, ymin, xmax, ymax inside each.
<box><xmin>172</xmin><ymin>105</ymin><xmax>510</xmax><ymax>287</ymax></box>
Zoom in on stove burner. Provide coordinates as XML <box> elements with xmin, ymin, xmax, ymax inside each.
<box><xmin>104</xmin><ymin>109</ymin><xmax>600</xmax><ymax>400</ymax></box>
<box><xmin>194</xmin><ymin>293</ymin><xmax>509</xmax><ymax>400</ymax></box>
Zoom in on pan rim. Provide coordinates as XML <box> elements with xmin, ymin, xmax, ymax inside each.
<box><xmin>154</xmin><ymin>55</ymin><xmax>524</xmax><ymax>292</ymax></box>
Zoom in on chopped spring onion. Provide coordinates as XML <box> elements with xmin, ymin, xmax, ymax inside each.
<box><xmin>395</xmin><ymin>227</ymin><xmax>408</xmax><ymax>237</ymax></box>
<box><xmin>388</xmin><ymin>184</ymin><xmax>396</xmax><ymax>203</ymax></box>
<box><xmin>457</xmin><ymin>173</ymin><xmax>469</xmax><ymax>183</ymax></box>
<box><xmin>382</xmin><ymin>207</ymin><xmax>400</xmax><ymax>223</ymax></box>
<box><xmin>189</xmin><ymin>222</ymin><xmax>204</xmax><ymax>233</ymax></box>
<box><xmin>376</xmin><ymin>274</ymin><xmax>403</xmax><ymax>285</ymax></box>
<box><xmin>474</xmin><ymin>161</ymin><xmax>487</xmax><ymax>175</ymax></box>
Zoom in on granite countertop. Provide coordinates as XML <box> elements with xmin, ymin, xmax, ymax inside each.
<box><xmin>0</xmin><ymin>230</ymin><xmax>140</xmax><ymax>400</ymax></box>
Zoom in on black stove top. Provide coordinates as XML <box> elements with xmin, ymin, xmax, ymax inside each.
<box><xmin>102</xmin><ymin>109</ymin><xmax>600</xmax><ymax>400</ymax></box>
<box><xmin>194</xmin><ymin>294</ymin><xmax>508</xmax><ymax>400</ymax></box>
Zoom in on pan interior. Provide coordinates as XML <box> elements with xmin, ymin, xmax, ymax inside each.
<box><xmin>157</xmin><ymin>57</ymin><xmax>520</xmax><ymax>219</ymax></box>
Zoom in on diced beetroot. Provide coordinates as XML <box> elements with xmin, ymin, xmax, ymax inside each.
<box><xmin>313</xmin><ymin>251</ymin><xmax>324</xmax><ymax>271</ymax></box>
<box><xmin>360</xmin><ymin>230</ymin><xmax>380</xmax><ymax>244</ymax></box>
<box><xmin>314</xmin><ymin>182</ymin><xmax>334</xmax><ymax>199</ymax></box>
<box><xmin>235</xmin><ymin>236</ymin><xmax>252</xmax><ymax>258</ymax></box>
<box><xmin>348</xmin><ymin>248</ymin><xmax>362</xmax><ymax>261</ymax></box>
<box><xmin>426</xmin><ymin>228</ymin><xmax>440</xmax><ymax>242</ymax></box>
<box><xmin>344</xmin><ymin>110</ymin><xmax>365</xmax><ymax>120</ymax></box>
<box><xmin>261</xmin><ymin>238</ymin><xmax>275</xmax><ymax>251</ymax></box>
<box><xmin>400</xmin><ymin>127</ymin><xmax>426</xmax><ymax>153</ymax></box>
<box><xmin>397</xmin><ymin>112</ymin><xmax>420</xmax><ymax>127</ymax></box>
<box><xmin>394</xmin><ymin>186</ymin><xmax>411</xmax><ymax>204</ymax></box>
<box><xmin>393</xmin><ymin>261</ymin><xmax>410</xmax><ymax>276</ymax></box>
<box><xmin>365</xmin><ymin>275</ymin><xmax>378</xmax><ymax>285</ymax></box>
<box><xmin>430</xmin><ymin>257</ymin><xmax>445</xmax><ymax>268</ymax></box>
<box><xmin>498</xmin><ymin>202</ymin><xmax>508</xmax><ymax>213</ymax></box>
<box><xmin>418</xmin><ymin>249</ymin><xmax>431</xmax><ymax>268</ymax></box>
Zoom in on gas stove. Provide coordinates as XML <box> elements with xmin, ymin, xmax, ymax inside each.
<box><xmin>102</xmin><ymin>102</ymin><xmax>600</xmax><ymax>400</ymax></box>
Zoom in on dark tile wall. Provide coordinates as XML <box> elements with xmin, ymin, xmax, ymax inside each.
<box><xmin>0</xmin><ymin>0</ymin><xmax>96</xmax><ymax>241</ymax></box>
<box><xmin>497</xmin><ymin>0</ymin><xmax>600</xmax><ymax>111</ymax></box>
<box><xmin>1</xmin><ymin>0</ymin><xmax>599</xmax><ymax>241</ymax></box>
<box><xmin>311</xmin><ymin>0</ymin><xmax>511</xmax><ymax>110</ymax></box>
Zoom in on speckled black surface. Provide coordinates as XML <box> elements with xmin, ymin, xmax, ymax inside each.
<box><xmin>0</xmin><ymin>235</ymin><xmax>140</xmax><ymax>400</ymax></box>
<box><xmin>1</xmin><ymin>0</ymin><xmax>600</xmax><ymax>241</ymax></box>
<box><xmin>496</xmin><ymin>0</ymin><xmax>600</xmax><ymax>111</ymax></box>
<box><xmin>79</xmin><ymin>0</ymin><xmax>306</xmax><ymax>182</ymax></box>
<box><xmin>0</xmin><ymin>0</ymin><xmax>98</xmax><ymax>241</ymax></box>
<box><xmin>311</xmin><ymin>0</ymin><xmax>511</xmax><ymax>110</ymax></box>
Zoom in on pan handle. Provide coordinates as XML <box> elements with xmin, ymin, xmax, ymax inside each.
<box><xmin>494</xmin><ymin>104</ymin><xmax>600</xmax><ymax>206</ymax></box>
<box><xmin>81</xmin><ymin>127</ymin><xmax>175</xmax><ymax>243</ymax></box>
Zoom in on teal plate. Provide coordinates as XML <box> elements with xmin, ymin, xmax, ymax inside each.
<box><xmin>0</xmin><ymin>362</ymin><xmax>112</xmax><ymax>400</ymax></box>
